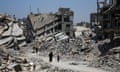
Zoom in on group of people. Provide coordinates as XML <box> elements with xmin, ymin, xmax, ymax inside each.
<box><xmin>49</xmin><ymin>52</ymin><xmax>60</xmax><ymax>62</ymax></box>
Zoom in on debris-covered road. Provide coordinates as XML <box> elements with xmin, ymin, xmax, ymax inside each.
<box><xmin>0</xmin><ymin>13</ymin><xmax>120</xmax><ymax>72</ymax></box>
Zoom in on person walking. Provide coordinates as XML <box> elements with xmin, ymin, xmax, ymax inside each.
<box><xmin>57</xmin><ymin>54</ymin><xmax>60</xmax><ymax>62</ymax></box>
<box><xmin>49</xmin><ymin>52</ymin><xmax>53</xmax><ymax>62</ymax></box>
<box><xmin>33</xmin><ymin>64</ymin><xmax>36</xmax><ymax>71</ymax></box>
<box><xmin>6</xmin><ymin>54</ymin><xmax>9</xmax><ymax>63</ymax></box>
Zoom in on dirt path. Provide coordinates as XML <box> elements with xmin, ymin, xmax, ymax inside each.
<box><xmin>40</xmin><ymin>56</ymin><xmax>108</xmax><ymax>72</ymax></box>
<box><xmin>27</xmin><ymin>53</ymin><xmax>109</xmax><ymax>72</ymax></box>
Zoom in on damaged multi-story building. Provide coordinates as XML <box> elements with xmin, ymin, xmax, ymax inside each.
<box><xmin>90</xmin><ymin>0</ymin><xmax>120</xmax><ymax>40</ymax></box>
<box><xmin>27</xmin><ymin>8</ymin><xmax>74</xmax><ymax>38</ymax></box>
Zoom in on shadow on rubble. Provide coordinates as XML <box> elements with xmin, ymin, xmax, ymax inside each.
<box><xmin>98</xmin><ymin>38</ymin><xmax>120</xmax><ymax>56</ymax></box>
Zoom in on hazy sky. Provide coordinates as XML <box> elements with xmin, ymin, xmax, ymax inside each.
<box><xmin>0</xmin><ymin>0</ymin><xmax>97</xmax><ymax>23</ymax></box>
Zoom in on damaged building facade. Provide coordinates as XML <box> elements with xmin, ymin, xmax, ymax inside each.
<box><xmin>28</xmin><ymin>8</ymin><xmax>74</xmax><ymax>38</ymax></box>
<box><xmin>90</xmin><ymin>0</ymin><xmax>120</xmax><ymax>40</ymax></box>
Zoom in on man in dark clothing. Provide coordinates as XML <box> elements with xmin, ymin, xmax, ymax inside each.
<box><xmin>57</xmin><ymin>54</ymin><xmax>60</xmax><ymax>62</ymax></box>
<box><xmin>49</xmin><ymin>52</ymin><xmax>53</xmax><ymax>62</ymax></box>
<box><xmin>33</xmin><ymin>64</ymin><xmax>36</xmax><ymax>71</ymax></box>
<box><xmin>6</xmin><ymin>54</ymin><xmax>9</xmax><ymax>62</ymax></box>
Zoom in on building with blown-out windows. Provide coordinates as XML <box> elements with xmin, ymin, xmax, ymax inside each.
<box><xmin>27</xmin><ymin>8</ymin><xmax>74</xmax><ymax>38</ymax></box>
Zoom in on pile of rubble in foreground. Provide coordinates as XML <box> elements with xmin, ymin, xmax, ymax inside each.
<box><xmin>90</xmin><ymin>39</ymin><xmax>120</xmax><ymax>72</ymax></box>
<box><xmin>0</xmin><ymin>46</ymin><xmax>36</xmax><ymax>72</ymax></box>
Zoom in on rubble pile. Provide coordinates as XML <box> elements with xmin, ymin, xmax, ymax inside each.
<box><xmin>0</xmin><ymin>14</ymin><xmax>27</xmax><ymax>49</ymax></box>
<box><xmin>0</xmin><ymin>13</ymin><xmax>33</xmax><ymax>71</ymax></box>
<box><xmin>0</xmin><ymin>14</ymin><xmax>96</xmax><ymax>72</ymax></box>
<box><xmin>47</xmin><ymin>67</ymin><xmax>79</xmax><ymax>72</ymax></box>
<box><xmin>38</xmin><ymin>32</ymin><xmax>95</xmax><ymax>59</ymax></box>
<box><xmin>0</xmin><ymin>46</ymin><xmax>37</xmax><ymax>72</ymax></box>
<box><xmin>90</xmin><ymin>39</ymin><xmax>120</xmax><ymax>72</ymax></box>
<box><xmin>38</xmin><ymin>32</ymin><xmax>120</xmax><ymax>72</ymax></box>
<box><xmin>1</xmin><ymin>13</ymin><xmax>120</xmax><ymax>72</ymax></box>
<box><xmin>91</xmin><ymin>53</ymin><xmax>120</xmax><ymax>72</ymax></box>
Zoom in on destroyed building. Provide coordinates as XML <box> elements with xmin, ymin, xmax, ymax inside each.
<box><xmin>90</xmin><ymin>13</ymin><xmax>100</xmax><ymax>28</ymax></box>
<box><xmin>90</xmin><ymin>0</ymin><xmax>120</xmax><ymax>40</ymax></box>
<box><xmin>27</xmin><ymin>8</ymin><xmax>74</xmax><ymax>38</ymax></box>
<box><xmin>0</xmin><ymin>14</ymin><xmax>27</xmax><ymax>49</ymax></box>
<box><xmin>19</xmin><ymin>18</ymin><xmax>34</xmax><ymax>43</ymax></box>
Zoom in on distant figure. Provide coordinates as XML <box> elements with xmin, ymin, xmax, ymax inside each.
<box><xmin>29</xmin><ymin>62</ymin><xmax>34</xmax><ymax>71</ymax></box>
<box><xmin>57</xmin><ymin>54</ymin><xmax>60</xmax><ymax>62</ymax></box>
<box><xmin>33</xmin><ymin>45</ymin><xmax>38</xmax><ymax>53</ymax></box>
<box><xmin>49</xmin><ymin>52</ymin><xmax>53</xmax><ymax>62</ymax></box>
<box><xmin>13</xmin><ymin>64</ymin><xmax>22</xmax><ymax>72</ymax></box>
<box><xmin>23</xmin><ymin>58</ymin><xmax>28</xmax><ymax>64</ymax></box>
<box><xmin>14</xmin><ymin>38</ymin><xmax>20</xmax><ymax>50</ymax></box>
<box><xmin>6</xmin><ymin>54</ymin><xmax>9</xmax><ymax>62</ymax></box>
<box><xmin>33</xmin><ymin>64</ymin><xmax>36</xmax><ymax>71</ymax></box>
<box><xmin>35</xmin><ymin>47</ymin><xmax>38</xmax><ymax>53</ymax></box>
<box><xmin>67</xmin><ymin>38</ymin><xmax>69</xmax><ymax>43</ymax></box>
<box><xmin>54</xmin><ymin>36</ymin><xmax>57</xmax><ymax>42</ymax></box>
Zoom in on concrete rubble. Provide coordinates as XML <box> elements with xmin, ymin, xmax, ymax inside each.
<box><xmin>38</xmin><ymin>32</ymin><xmax>93</xmax><ymax>57</ymax></box>
<box><xmin>0</xmin><ymin>14</ymin><xmax>27</xmax><ymax>49</ymax></box>
<box><xmin>36</xmin><ymin>30</ymin><xmax>120</xmax><ymax>72</ymax></box>
<box><xmin>0</xmin><ymin>13</ymin><xmax>120</xmax><ymax>72</ymax></box>
<box><xmin>0</xmin><ymin>14</ymin><xmax>32</xmax><ymax>72</ymax></box>
<box><xmin>90</xmin><ymin>39</ymin><xmax>120</xmax><ymax>72</ymax></box>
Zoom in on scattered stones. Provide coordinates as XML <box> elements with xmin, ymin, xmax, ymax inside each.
<box><xmin>47</xmin><ymin>67</ymin><xmax>80</xmax><ymax>72</ymax></box>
